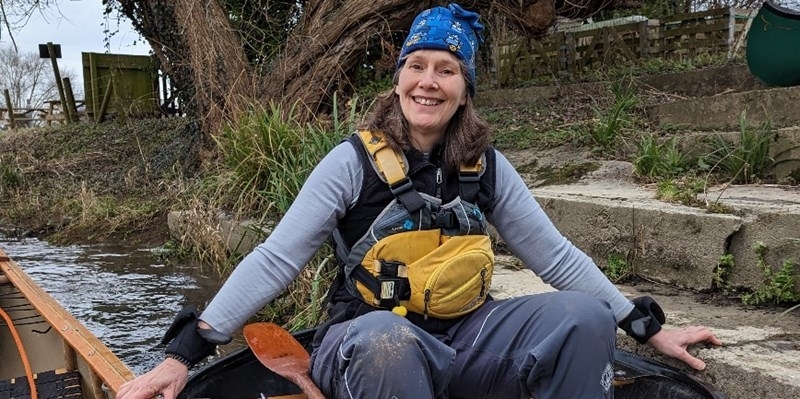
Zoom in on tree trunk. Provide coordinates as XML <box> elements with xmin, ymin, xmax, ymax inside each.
<box><xmin>111</xmin><ymin>0</ymin><xmax>253</xmax><ymax>138</ymax></box>
<box><xmin>261</xmin><ymin>0</ymin><xmax>432</xmax><ymax>119</ymax></box>
<box><xmin>172</xmin><ymin>0</ymin><xmax>255</xmax><ymax>135</ymax></box>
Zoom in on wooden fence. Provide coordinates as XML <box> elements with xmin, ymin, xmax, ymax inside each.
<box><xmin>494</xmin><ymin>7</ymin><xmax>754</xmax><ymax>86</ymax></box>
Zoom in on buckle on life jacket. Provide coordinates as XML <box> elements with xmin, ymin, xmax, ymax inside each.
<box><xmin>432</xmin><ymin>210</ymin><xmax>457</xmax><ymax>229</ymax></box>
<box><xmin>389</xmin><ymin>177</ymin><xmax>413</xmax><ymax>197</ymax></box>
<box><xmin>376</xmin><ymin>260</ymin><xmax>410</xmax><ymax>308</ymax></box>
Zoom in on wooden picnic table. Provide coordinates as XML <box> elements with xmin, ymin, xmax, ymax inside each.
<box><xmin>0</xmin><ymin>99</ymin><xmax>86</xmax><ymax>129</ymax></box>
<box><xmin>0</xmin><ymin>107</ymin><xmax>48</xmax><ymax>128</ymax></box>
<box><xmin>42</xmin><ymin>99</ymin><xmax>85</xmax><ymax>124</ymax></box>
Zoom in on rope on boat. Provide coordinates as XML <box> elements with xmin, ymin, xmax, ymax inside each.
<box><xmin>0</xmin><ymin>304</ymin><xmax>39</xmax><ymax>399</ymax></box>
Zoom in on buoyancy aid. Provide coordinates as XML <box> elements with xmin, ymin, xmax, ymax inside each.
<box><xmin>333</xmin><ymin>130</ymin><xmax>495</xmax><ymax>320</ymax></box>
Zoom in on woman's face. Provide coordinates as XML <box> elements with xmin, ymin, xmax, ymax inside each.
<box><xmin>395</xmin><ymin>49</ymin><xmax>468</xmax><ymax>143</ymax></box>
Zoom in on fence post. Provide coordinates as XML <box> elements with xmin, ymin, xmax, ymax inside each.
<box><xmin>62</xmin><ymin>77</ymin><xmax>79</xmax><ymax>123</ymax></box>
<box><xmin>565</xmin><ymin>32</ymin><xmax>576</xmax><ymax>77</ymax></box>
<box><xmin>638</xmin><ymin>20</ymin><xmax>650</xmax><ymax>60</ymax></box>
<box><xmin>727</xmin><ymin>6</ymin><xmax>736</xmax><ymax>59</ymax></box>
<box><xmin>47</xmin><ymin>42</ymin><xmax>69</xmax><ymax>122</ymax></box>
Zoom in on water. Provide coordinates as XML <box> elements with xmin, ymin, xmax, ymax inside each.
<box><xmin>0</xmin><ymin>234</ymin><xmax>226</xmax><ymax>375</ymax></box>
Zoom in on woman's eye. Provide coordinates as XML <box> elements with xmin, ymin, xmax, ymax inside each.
<box><xmin>409</xmin><ymin>63</ymin><xmax>423</xmax><ymax>70</ymax></box>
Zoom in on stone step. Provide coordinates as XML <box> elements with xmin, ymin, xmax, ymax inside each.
<box><xmin>648</xmin><ymin>84</ymin><xmax>800</xmax><ymax>130</ymax></box>
<box><xmin>676</xmin><ymin>127</ymin><xmax>800</xmax><ymax>181</ymax></box>
<box><xmin>477</xmin><ymin>64</ymin><xmax>765</xmax><ymax>108</ymax></box>
<box><xmin>528</xmin><ymin>177</ymin><xmax>800</xmax><ymax>293</ymax></box>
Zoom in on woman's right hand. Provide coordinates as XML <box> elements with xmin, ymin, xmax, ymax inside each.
<box><xmin>116</xmin><ymin>358</ymin><xmax>189</xmax><ymax>399</ymax></box>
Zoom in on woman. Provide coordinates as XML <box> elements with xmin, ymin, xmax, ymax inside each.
<box><xmin>118</xmin><ymin>4</ymin><xmax>721</xmax><ymax>399</ymax></box>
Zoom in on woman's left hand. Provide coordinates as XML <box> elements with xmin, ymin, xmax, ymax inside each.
<box><xmin>646</xmin><ymin>326</ymin><xmax>723</xmax><ymax>370</ymax></box>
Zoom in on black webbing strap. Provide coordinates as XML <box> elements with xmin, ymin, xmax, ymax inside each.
<box><xmin>459</xmin><ymin>154</ymin><xmax>484</xmax><ymax>202</ymax></box>
<box><xmin>390</xmin><ymin>177</ymin><xmax>427</xmax><ymax>214</ymax></box>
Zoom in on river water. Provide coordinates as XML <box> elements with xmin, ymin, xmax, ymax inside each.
<box><xmin>0</xmin><ymin>234</ymin><xmax>227</xmax><ymax>375</ymax></box>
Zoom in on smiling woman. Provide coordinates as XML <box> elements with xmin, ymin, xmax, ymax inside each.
<box><xmin>117</xmin><ymin>4</ymin><xmax>722</xmax><ymax>399</ymax></box>
<box><xmin>394</xmin><ymin>50</ymin><xmax>468</xmax><ymax>150</ymax></box>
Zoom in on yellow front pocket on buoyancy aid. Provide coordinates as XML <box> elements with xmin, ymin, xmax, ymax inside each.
<box><xmin>357</xmin><ymin>229</ymin><xmax>494</xmax><ymax>319</ymax></box>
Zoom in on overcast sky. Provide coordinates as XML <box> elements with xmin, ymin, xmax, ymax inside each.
<box><xmin>0</xmin><ymin>1</ymin><xmax>150</xmax><ymax>91</ymax></box>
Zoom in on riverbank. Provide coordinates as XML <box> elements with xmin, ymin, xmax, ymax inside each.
<box><xmin>0</xmin><ymin>118</ymin><xmax>202</xmax><ymax>245</ymax></box>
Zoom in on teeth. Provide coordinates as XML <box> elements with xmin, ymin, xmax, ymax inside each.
<box><xmin>414</xmin><ymin>97</ymin><xmax>441</xmax><ymax>106</ymax></box>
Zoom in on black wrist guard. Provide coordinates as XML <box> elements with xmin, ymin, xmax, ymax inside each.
<box><xmin>619</xmin><ymin>296</ymin><xmax>666</xmax><ymax>344</ymax></box>
<box><xmin>162</xmin><ymin>306</ymin><xmax>231</xmax><ymax>368</ymax></box>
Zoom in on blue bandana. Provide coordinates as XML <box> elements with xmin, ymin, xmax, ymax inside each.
<box><xmin>397</xmin><ymin>3</ymin><xmax>484</xmax><ymax>96</ymax></box>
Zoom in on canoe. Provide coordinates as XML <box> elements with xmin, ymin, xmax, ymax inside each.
<box><xmin>746</xmin><ymin>1</ymin><xmax>800</xmax><ymax>87</ymax></box>
<box><xmin>178</xmin><ymin>329</ymin><xmax>726</xmax><ymax>399</ymax></box>
<box><xmin>0</xmin><ymin>247</ymin><xmax>135</xmax><ymax>399</ymax></box>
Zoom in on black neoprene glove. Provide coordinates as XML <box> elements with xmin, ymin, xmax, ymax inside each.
<box><xmin>162</xmin><ymin>306</ymin><xmax>232</xmax><ymax>368</ymax></box>
<box><xmin>618</xmin><ymin>296</ymin><xmax>666</xmax><ymax>344</ymax></box>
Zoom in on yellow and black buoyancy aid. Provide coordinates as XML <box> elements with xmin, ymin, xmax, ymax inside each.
<box><xmin>334</xmin><ymin>130</ymin><xmax>494</xmax><ymax>320</ymax></box>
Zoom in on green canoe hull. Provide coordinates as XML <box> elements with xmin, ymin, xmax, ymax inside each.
<box><xmin>746</xmin><ymin>1</ymin><xmax>800</xmax><ymax>87</ymax></box>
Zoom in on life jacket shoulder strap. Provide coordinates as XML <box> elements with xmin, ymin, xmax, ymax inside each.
<box><xmin>357</xmin><ymin>130</ymin><xmax>426</xmax><ymax>213</ymax></box>
<box><xmin>356</xmin><ymin>130</ymin><xmax>486</xmax><ymax>208</ymax></box>
<box><xmin>459</xmin><ymin>154</ymin><xmax>485</xmax><ymax>202</ymax></box>
<box><xmin>357</xmin><ymin>130</ymin><xmax>408</xmax><ymax>187</ymax></box>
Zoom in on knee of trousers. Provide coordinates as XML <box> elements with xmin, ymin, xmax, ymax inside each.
<box><xmin>536</xmin><ymin>291</ymin><xmax>617</xmax><ymax>340</ymax></box>
<box><xmin>344</xmin><ymin>311</ymin><xmax>419</xmax><ymax>350</ymax></box>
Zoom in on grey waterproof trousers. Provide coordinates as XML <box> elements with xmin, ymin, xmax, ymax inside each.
<box><xmin>310</xmin><ymin>291</ymin><xmax>618</xmax><ymax>399</ymax></box>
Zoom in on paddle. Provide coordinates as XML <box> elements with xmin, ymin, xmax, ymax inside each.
<box><xmin>243</xmin><ymin>322</ymin><xmax>326</xmax><ymax>399</ymax></box>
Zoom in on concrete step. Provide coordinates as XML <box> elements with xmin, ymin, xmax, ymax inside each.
<box><xmin>677</xmin><ymin>127</ymin><xmax>800</xmax><ymax>182</ymax></box>
<box><xmin>477</xmin><ymin>65</ymin><xmax>764</xmax><ymax>108</ymax></box>
<box><xmin>491</xmin><ymin>255</ymin><xmax>800</xmax><ymax>399</ymax></box>
<box><xmin>648</xmin><ymin>84</ymin><xmax>800</xmax><ymax>130</ymax></box>
<box><xmin>528</xmin><ymin>173</ymin><xmax>800</xmax><ymax>293</ymax></box>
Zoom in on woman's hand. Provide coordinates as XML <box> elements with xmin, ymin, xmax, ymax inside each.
<box><xmin>116</xmin><ymin>358</ymin><xmax>189</xmax><ymax>399</ymax></box>
<box><xmin>646</xmin><ymin>326</ymin><xmax>723</xmax><ymax>370</ymax></box>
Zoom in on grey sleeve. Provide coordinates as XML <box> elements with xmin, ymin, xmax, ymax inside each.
<box><xmin>200</xmin><ymin>142</ymin><xmax>362</xmax><ymax>334</ymax></box>
<box><xmin>487</xmin><ymin>150</ymin><xmax>634</xmax><ymax>322</ymax></box>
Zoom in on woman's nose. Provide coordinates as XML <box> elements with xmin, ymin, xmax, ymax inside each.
<box><xmin>418</xmin><ymin>71</ymin><xmax>439</xmax><ymax>90</ymax></box>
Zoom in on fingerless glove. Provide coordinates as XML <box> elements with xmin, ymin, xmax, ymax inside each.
<box><xmin>162</xmin><ymin>306</ymin><xmax>231</xmax><ymax>368</ymax></box>
<box><xmin>618</xmin><ymin>296</ymin><xmax>666</xmax><ymax>344</ymax></box>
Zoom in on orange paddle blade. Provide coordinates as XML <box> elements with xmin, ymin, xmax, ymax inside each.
<box><xmin>243</xmin><ymin>323</ymin><xmax>325</xmax><ymax>399</ymax></box>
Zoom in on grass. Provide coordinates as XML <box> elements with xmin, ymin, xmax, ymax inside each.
<box><xmin>604</xmin><ymin>253</ymin><xmax>633</xmax><ymax>283</ymax></box>
<box><xmin>654</xmin><ymin>176</ymin><xmax>705</xmax><ymax>207</ymax></box>
<box><xmin>632</xmin><ymin>135</ymin><xmax>689</xmax><ymax>180</ymax></box>
<box><xmin>589</xmin><ymin>80</ymin><xmax>639</xmax><ymax>154</ymax></box>
<box><xmin>700</xmin><ymin>112</ymin><xmax>777</xmax><ymax>184</ymax></box>
<box><xmin>174</xmin><ymin>98</ymin><xmax>360</xmax><ymax>329</ymax></box>
<box><xmin>0</xmin><ymin>155</ymin><xmax>24</xmax><ymax>193</ymax></box>
<box><xmin>742</xmin><ymin>242</ymin><xmax>800</xmax><ymax>306</ymax></box>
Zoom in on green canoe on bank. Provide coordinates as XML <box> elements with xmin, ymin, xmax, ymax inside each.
<box><xmin>746</xmin><ymin>1</ymin><xmax>800</xmax><ymax>87</ymax></box>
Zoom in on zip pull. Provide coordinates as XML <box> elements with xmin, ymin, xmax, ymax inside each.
<box><xmin>424</xmin><ymin>289</ymin><xmax>431</xmax><ymax>320</ymax></box>
<box><xmin>435</xmin><ymin>168</ymin><xmax>442</xmax><ymax>198</ymax></box>
<box><xmin>479</xmin><ymin>268</ymin><xmax>487</xmax><ymax>297</ymax></box>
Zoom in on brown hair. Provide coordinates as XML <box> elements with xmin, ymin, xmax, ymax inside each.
<box><xmin>358</xmin><ymin>67</ymin><xmax>492</xmax><ymax>170</ymax></box>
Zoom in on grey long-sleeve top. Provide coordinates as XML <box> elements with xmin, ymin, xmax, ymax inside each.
<box><xmin>200</xmin><ymin>142</ymin><xmax>634</xmax><ymax>335</ymax></box>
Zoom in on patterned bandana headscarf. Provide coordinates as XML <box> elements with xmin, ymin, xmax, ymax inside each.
<box><xmin>397</xmin><ymin>3</ymin><xmax>484</xmax><ymax>96</ymax></box>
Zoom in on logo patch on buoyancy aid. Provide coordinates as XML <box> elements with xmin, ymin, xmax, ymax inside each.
<box><xmin>339</xmin><ymin>130</ymin><xmax>494</xmax><ymax>319</ymax></box>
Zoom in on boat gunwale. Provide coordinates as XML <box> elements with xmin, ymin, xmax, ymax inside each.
<box><xmin>0</xmin><ymin>246</ymin><xmax>135</xmax><ymax>396</ymax></box>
